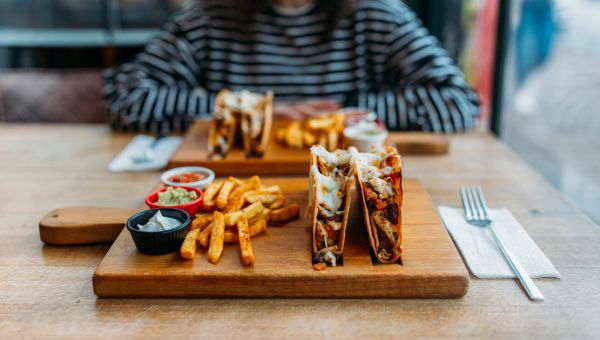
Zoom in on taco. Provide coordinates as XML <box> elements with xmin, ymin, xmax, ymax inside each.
<box><xmin>208</xmin><ymin>89</ymin><xmax>273</xmax><ymax>158</ymax></box>
<box><xmin>350</xmin><ymin>146</ymin><xmax>403</xmax><ymax>263</ymax></box>
<box><xmin>306</xmin><ymin>145</ymin><xmax>354</xmax><ymax>266</ymax></box>
<box><xmin>239</xmin><ymin>91</ymin><xmax>273</xmax><ymax>157</ymax></box>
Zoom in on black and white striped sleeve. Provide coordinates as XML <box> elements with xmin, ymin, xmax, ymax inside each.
<box><xmin>356</xmin><ymin>2</ymin><xmax>481</xmax><ymax>132</ymax></box>
<box><xmin>103</xmin><ymin>10</ymin><xmax>212</xmax><ymax>132</ymax></box>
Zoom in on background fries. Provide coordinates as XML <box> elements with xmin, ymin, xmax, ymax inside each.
<box><xmin>184</xmin><ymin>175</ymin><xmax>298</xmax><ymax>264</ymax></box>
<box><xmin>275</xmin><ymin>113</ymin><xmax>345</xmax><ymax>151</ymax></box>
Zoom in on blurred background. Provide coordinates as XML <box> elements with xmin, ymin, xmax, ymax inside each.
<box><xmin>0</xmin><ymin>0</ymin><xmax>598</xmax><ymax>223</ymax></box>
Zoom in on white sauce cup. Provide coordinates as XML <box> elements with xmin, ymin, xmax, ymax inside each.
<box><xmin>343</xmin><ymin>122</ymin><xmax>388</xmax><ymax>152</ymax></box>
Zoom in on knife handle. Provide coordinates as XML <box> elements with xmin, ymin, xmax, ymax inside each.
<box><xmin>39</xmin><ymin>207</ymin><xmax>140</xmax><ymax>245</ymax></box>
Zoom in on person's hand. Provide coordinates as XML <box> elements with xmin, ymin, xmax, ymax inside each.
<box><xmin>273</xmin><ymin>99</ymin><xmax>341</xmax><ymax>120</ymax></box>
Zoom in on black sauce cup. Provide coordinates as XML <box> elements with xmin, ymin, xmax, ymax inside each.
<box><xmin>126</xmin><ymin>208</ymin><xmax>191</xmax><ymax>255</ymax></box>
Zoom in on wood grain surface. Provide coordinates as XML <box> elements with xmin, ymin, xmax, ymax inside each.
<box><xmin>168</xmin><ymin>120</ymin><xmax>449</xmax><ymax>174</ymax></box>
<box><xmin>39</xmin><ymin>206</ymin><xmax>140</xmax><ymax>245</ymax></box>
<box><xmin>1</xmin><ymin>124</ymin><xmax>599</xmax><ymax>338</ymax></box>
<box><xmin>93</xmin><ymin>179</ymin><xmax>468</xmax><ymax>298</ymax></box>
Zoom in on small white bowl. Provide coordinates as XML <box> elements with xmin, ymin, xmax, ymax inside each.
<box><xmin>343</xmin><ymin>122</ymin><xmax>388</xmax><ymax>152</ymax></box>
<box><xmin>160</xmin><ymin>166</ymin><xmax>215</xmax><ymax>189</ymax></box>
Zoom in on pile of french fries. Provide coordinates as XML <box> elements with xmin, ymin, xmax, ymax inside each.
<box><xmin>180</xmin><ymin>175</ymin><xmax>300</xmax><ymax>265</ymax></box>
<box><xmin>275</xmin><ymin>113</ymin><xmax>345</xmax><ymax>151</ymax></box>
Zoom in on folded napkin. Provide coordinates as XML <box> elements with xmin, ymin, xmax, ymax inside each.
<box><xmin>438</xmin><ymin>206</ymin><xmax>561</xmax><ymax>279</ymax></box>
<box><xmin>108</xmin><ymin>135</ymin><xmax>182</xmax><ymax>172</ymax></box>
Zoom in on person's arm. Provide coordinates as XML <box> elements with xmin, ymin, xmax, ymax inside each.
<box><xmin>350</xmin><ymin>2</ymin><xmax>480</xmax><ymax>132</ymax></box>
<box><xmin>103</xmin><ymin>10</ymin><xmax>212</xmax><ymax>132</ymax></box>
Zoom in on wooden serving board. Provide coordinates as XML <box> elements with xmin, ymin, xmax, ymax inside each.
<box><xmin>93</xmin><ymin>178</ymin><xmax>469</xmax><ymax>299</ymax></box>
<box><xmin>168</xmin><ymin>121</ymin><xmax>449</xmax><ymax>175</ymax></box>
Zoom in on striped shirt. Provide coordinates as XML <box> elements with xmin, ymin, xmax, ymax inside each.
<box><xmin>103</xmin><ymin>0</ymin><xmax>481</xmax><ymax>133</ymax></box>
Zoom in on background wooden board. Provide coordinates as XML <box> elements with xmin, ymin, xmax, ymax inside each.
<box><xmin>93</xmin><ymin>178</ymin><xmax>469</xmax><ymax>298</ymax></box>
<box><xmin>168</xmin><ymin>121</ymin><xmax>449</xmax><ymax>175</ymax></box>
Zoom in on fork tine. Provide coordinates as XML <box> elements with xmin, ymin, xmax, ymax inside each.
<box><xmin>466</xmin><ymin>187</ymin><xmax>478</xmax><ymax>221</ymax></box>
<box><xmin>475</xmin><ymin>187</ymin><xmax>490</xmax><ymax>220</ymax></box>
<box><xmin>470</xmin><ymin>187</ymin><xmax>485</xmax><ymax>221</ymax></box>
<box><xmin>459</xmin><ymin>187</ymin><xmax>472</xmax><ymax>220</ymax></box>
<box><xmin>466</xmin><ymin>187</ymin><xmax>481</xmax><ymax>221</ymax></box>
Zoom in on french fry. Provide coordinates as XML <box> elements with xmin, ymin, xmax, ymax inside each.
<box><xmin>208</xmin><ymin>211</ymin><xmax>225</xmax><ymax>264</ymax></box>
<box><xmin>224</xmin><ymin>201</ymin><xmax>264</xmax><ymax>227</ymax></box>
<box><xmin>203</xmin><ymin>181</ymin><xmax>223</xmax><ymax>202</ymax></box>
<box><xmin>285</xmin><ymin>122</ymin><xmax>303</xmax><ymax>148</ymax></box>
<box><xmin>224</xmin><ymin>219</ymin><xmax>268</xmax><ymax>243</ymax></box>
<box><xmin>275</xmin><ymin>128</ymin><xmax>286</xmax><ymax>142</ymax></box>
<box><xmin>202</xmin><ymin>181</ymin><xmax>223</xmax><ymax>211</ymax></box>
<box><xmin>237</xmin><ymin>216</ymin><xmax>255</xmax><ymax>266</ymax></box>
<box><xmin>302</xmin><ymin>130</ymin><xmax>316</xmax><ymax>147</ymax></box>
<box><xmin>269</xmin><ymin>195</ymin><xmax>286</xmax><ymax>209</ymax></box>
<box><xmin>223</xmin><ymin>176</ymin><xmax>260</xmax><ymax>213</ymax></box>
<box><xmin>250</xmin><ymin>218</ymin><xmax>268</xmax><ymax>235</ymax></box>
<box><xmin>245</xmin><ymin>175</ymin><xmax>261</xmax><ymax>188</ymax></box>
<box><xmin>229</xmin><ymin>176</ymin><xmax>244</xmax><ymax>186</ymax></box>
<box><xmin>259</xmin><ymin>185</ymin><xmax>281</xmax><ymax>194</ymax></box>
<box><xmin>223</xmin><ymin>231</ymin><xmax>238</xmax><ymax>244</ymax></box>
<box><xmin>252</xmin><ymin>208</ymin><xmax>271</xmax><ymax>223</ymax></box>
<box><xmin>180</xmin><ymin>229</ymin><xmax>200</xmax><ymax>260</ymax></box>
<box><xmin>244</xmin><ymin>193</ymin><xmax>277</xmax><ymax>205</ymax></box>
<box><xmin>317</xmin><ymin>133</ymin><xmax>327</xmax><ymax>148</ymax></box>
<box><xmin>269</xmin><ymin>203</ymin><xmax>300</xmax><ymax>222</ymax></box>
<box><xmin>225</xmin><ymin>176</ymin><xmax>261</xmax><ymax>213</ymax></box>
<box><xmin>327</xmin><ymin>128</ymin><xmax>338</xmax><ymax>151</ymax></box>
<box><xmin>307</xmin><ymin>117</ymin><xmax>333</xmax><ymax>130</ymax></box>
<box><xmin>191</xmin><ymin>213</ymin><xmax>213</xmax><ymax>231</ymax></box>
<box><xmin>197</xmin><ymin>223</ymin><xmax>212</xmax><ymax>248</ymax></box>
<box><xmin>216</xmin><ymin>178</ymin><xmax>237</xmax><ymax>210</ymax></box>
<box><xmin>225</xmin><ymin>190</ymin><xmax>246</xmax><ymax>213</ymax></box>
<box><xmin>331</xmin><ymin>113</ymin><xmax>346</xmax><ymax>131</ymax></box>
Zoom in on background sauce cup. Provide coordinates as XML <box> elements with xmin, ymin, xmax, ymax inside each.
<box><xmin>160</xmin><ymin>166</ymin><xmax>215</xmax><ymax>189</ymax></box>
<box><xmin>146</xmin><ymin>186</ymin><xmax>203</xmax><ymax>216</ymax></box>
<box><xmin>343</xmin><ymin>122</ymin><xmax>388</xmax><ymax>152</ymax></box>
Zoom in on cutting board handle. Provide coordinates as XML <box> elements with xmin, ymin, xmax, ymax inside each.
<box><xmin>39</xmin><ymin>207</ymin><xmax>140</xmax><ymax>245</ymax></box>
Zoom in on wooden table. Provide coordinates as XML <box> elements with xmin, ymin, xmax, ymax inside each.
<box><xmin>1</xmin><ymin>124</ymin><xmax>599</xmax><ymax>338</ymax></box>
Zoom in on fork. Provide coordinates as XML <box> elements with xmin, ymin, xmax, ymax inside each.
<box><xmin>460</xmin><ymin>186</ymin><xmax>544</xmax><ymax>301</ymax></box>
<box><xmin>130</xmin><ymin>134</ymin><xmax>164</xmax><ymax>163</ymax></box>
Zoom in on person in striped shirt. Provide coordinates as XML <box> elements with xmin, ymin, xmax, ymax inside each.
<box><xmin>104</xmin><ymin>0</ymin><xmax>481</xmax><ymax>133</ymax></box>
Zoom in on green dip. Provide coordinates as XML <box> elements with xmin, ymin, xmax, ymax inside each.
<box><xmin>157</xmin><ymin>187</ymin><xmax>198</xmax><ymax>205</ymax></box>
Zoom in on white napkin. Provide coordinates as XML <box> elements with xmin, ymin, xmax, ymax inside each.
<box><xmin>108</xmin><ymin>135</ymin><xmax>182</xmax><ymax>172</ymax></box>
<box><xmin>438</xmin><ymin>206</ymin><xmax>561</xmax><ymax>279</ymax></box>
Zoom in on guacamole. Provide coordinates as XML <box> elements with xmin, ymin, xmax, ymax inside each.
<box><xmin>157</xmin><ymin>187</ymin><xmax>198</xmax><ymax>206</ymax></box>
